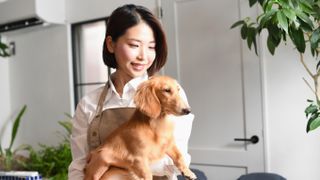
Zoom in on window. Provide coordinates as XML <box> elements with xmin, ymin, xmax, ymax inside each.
<box><xmin>72</xmin><ymin>18</ymin><xmax>110</xmax><ymax>105</ymax></box>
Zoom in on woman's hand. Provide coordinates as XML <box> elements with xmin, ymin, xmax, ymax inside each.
<box><xmin>84</xmin><ymin>149</ymin><xmax>110</xmax><ymax>180</ymax></box>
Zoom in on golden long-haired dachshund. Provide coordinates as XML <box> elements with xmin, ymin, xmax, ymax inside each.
<box><xmin>85</xmin><ymin>75</ymin><xmax>197</xmax><ymax>180</ymax></box>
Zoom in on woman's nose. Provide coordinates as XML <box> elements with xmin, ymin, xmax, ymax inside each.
<box><xmin>137</xmin><ymin>47</ymin><xmax>147</xmax><ymax>61</ymax></box>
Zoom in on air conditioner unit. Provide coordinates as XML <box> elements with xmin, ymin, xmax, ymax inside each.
<box><xmin>0</xmin><ymin>0</ymin><xmax>66</xmax><ymax>33</ymax></box>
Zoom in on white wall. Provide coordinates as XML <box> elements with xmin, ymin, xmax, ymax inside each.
<box><xmin>0</xmin><ymin>51</ymin><xmax>12</xmax><ymax>149</ymax></box>
<box><xmin>66</xmin><ymin>0</ymin><xmax>158</xmax><ymax>23</ymax></box>
<box><xmin>2</xmin><ymin>25</ymin><xmax>72</xmax><ymax>148</ymax></box>
<box><xmin>262</xmin><ymin>38</ymin><xmax>320</xmax><ymax>179</ymax></box>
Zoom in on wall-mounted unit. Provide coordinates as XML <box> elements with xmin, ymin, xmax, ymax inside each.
<box><xmin>0</xmin><ymin>0</ymin><xmax>66</xmax><ymax>33</ymax></box>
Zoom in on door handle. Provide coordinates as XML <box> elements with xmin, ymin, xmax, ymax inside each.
<box><xmin>234</xmin><ymin>135</ymin><xmax>259</xmax><ymax>144</ymax></box>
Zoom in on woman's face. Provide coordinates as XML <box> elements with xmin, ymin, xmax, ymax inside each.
<box><xmin>108</xmin><ymin>22</ymin><xmax>156</xmax><ymax>79</ymax></box>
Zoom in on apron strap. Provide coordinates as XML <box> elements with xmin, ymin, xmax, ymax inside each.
<box><xmin>88</xmin><ymin>81</ymin><xmax>110</xmax><ymax>150</ymax></box>
<box><xmin>96</xmin><ymin>74</ymin><xmax>112</xmax><ymax>117</ymax></box>
<box><xmin>95</xmin><ymin>81</ymin><xmax>110</xmax><ymax>118</ymax></box>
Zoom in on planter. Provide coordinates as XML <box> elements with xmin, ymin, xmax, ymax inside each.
<box><xmin>0</xmin><ymin>171</ymin><xmax>42</xmax><ymax>179</ymax></box>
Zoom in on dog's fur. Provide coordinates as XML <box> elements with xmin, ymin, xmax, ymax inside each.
<box><xmin>85</xmin><ymin>76</ymin><xmax>196</xmax><ymax>180</ymax></box>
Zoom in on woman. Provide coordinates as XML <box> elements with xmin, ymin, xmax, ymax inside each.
<box><xmin>68</xmin><ymin>4</ymin><xmax>194</xmax><ymax>180</ymax></box>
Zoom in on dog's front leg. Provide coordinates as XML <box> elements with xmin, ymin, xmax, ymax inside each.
<box><xmin>128</xmin><ymin>157</ymin><xmax>152</xmax><ymax>180</ymax></box>
<box><xmin>166</xmin><ymin>145</ymin><xmax>197</xmax><ymax>180</ymax></box>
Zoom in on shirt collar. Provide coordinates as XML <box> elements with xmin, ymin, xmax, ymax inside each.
<box><xmin>107</xmin><ymin>72</ymin><xmax>149</xmax><ymax>97</ymax></box>
<box><xmin>127</xmin><ymin>72</ymin><xmax>149</xmax><ymax>91</ymax></box>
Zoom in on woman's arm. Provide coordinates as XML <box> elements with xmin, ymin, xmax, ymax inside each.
<box><xmin>68</xmin><ymin>99</ymin><xmax>90</xmax><ymax>180</ymax></box>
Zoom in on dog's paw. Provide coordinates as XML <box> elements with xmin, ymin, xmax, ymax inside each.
<box><xmin>182</xmin><ymin>169</ymin><xmax>197</xmax><ymax>180</ymax></box>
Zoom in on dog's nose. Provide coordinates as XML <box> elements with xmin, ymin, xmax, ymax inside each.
<box><xmin>182</xmin><ymin>108</ymin><xmax>191</xmax><ymax>115</ymax></box>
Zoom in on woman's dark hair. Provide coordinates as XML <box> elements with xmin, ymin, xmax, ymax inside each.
<box><xmin>102</xmin><ymin>4</ymin><xmax>167</xmax><ymax>76</ymax></box>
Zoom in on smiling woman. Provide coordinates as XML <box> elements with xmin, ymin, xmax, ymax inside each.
<box><xmin>105</xmin><ymin>21</ymin><xmax>157</xmax><ymax>96</ymax></box>
<box><xmin>68</xmin><ymin>4</ymin><xmax>195</xmax><ymax>180</ymax></box>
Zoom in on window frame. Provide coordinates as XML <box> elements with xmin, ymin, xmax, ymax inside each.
<box><xmin>71</xmin><ymin>17</ymin><xmax>110</xmax><ymax>107</ymax></box>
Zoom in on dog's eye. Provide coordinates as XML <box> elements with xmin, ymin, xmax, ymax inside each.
<box><xmin>164</xmin><ymin>88</ymin><xmax>171</xmax><ymax>93</ymax></box>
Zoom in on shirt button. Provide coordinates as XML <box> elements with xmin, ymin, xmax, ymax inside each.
<box><xmin>92</xmin><ymin>131</ymin><xmax>97</xmax><ymax>136</ymax></box>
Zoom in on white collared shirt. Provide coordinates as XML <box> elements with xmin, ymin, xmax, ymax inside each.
<box><xmin>68</xmin><ymin>73</ymin><xmax>194</xmax><ymax>180</ymax></box>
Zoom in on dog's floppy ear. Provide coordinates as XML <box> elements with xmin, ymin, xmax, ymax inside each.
<box><xmin>134</xmin><ymin>81</ymin><xmax>161</xmax><ymax>119</ymax></box>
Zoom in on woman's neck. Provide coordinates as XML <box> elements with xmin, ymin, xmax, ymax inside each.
<box><xmin>111</xmin><ymin>71</ymin><xmax>133</xmax><ymax>97</ymax></box>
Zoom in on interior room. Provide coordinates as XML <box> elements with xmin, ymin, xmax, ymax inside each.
<box><xmin>1</xmin><ymin>0</ymin><xmax>320</xmax><ymax>179</ymax></box>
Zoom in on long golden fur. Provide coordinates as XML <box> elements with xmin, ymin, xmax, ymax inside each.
<box><xmin>85</xmin><ymin>76</ymin><xmax>196</xmax><ymax>180</ymax></box>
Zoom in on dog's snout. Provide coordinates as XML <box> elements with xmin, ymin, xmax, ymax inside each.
<box><xmin>182</xmin><ymin>108</ymin><xmax>191</xmax><ymax>115</ymax></box>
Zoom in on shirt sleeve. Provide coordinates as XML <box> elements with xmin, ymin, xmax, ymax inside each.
<box><xmin>68</xmin><ymin>99</ymin><xmax>90</xmax><ymax>180</ymax></box>
<box><xmin>149</xmin><ymin>86</ymin><xmax>194</xmax><ymax>179</ymax></box>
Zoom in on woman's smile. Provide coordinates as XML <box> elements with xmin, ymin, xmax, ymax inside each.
<box><xmin>131</xmin><ymin>62</ymin><xmax>147</xmax><ymax>71</ymax></box>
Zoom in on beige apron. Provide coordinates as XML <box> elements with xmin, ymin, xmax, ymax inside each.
<box><xmin>87</xmin><ymin>82</ymin><xmax>168</xmax><ymax>180</ymax></box>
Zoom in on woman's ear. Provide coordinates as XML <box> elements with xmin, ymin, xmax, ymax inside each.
<box><xmin>134</xmin><ymin>82</ymin><xmax>161</xmax><ymax>119</ymax></box>
<box><xmin>106</xmin><ymin>36</ymin><xmax>114</xmax><ymax>53</ymax></box>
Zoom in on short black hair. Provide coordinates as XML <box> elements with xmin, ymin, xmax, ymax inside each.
<box><xmin>102</xmin><ymin>4</ymin><xmax>167</xmax><ymax>76</ymax></box>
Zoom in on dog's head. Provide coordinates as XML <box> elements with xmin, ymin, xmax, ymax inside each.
<box><xmin>134</xmin><ymin>76</ymin><xmax>191</xmax><ymax>119</ymax></box>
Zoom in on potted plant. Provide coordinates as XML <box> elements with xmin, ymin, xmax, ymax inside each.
<box><xmin>0</xmin><ymin>106</ymin><xmax>72</xmax><ymax>180</ymax></box>
<box><xmin>0</xmin><ymin>105</ymin><xmax>28</xmax><ymax>171</ymax></box>
<box><xmin>19</xmin><ymin>115</ymin><xmax>72</xmax><ymax>180</ymax></box>
<box><xmin>0</xmin><ymin>36</ymin><xmax>10</xmax><ymax>57</ymax></box>
<box><xmin>231</xmin><ymin>0</ymin><xmax>320</xmax><ymax>132</ymax></box>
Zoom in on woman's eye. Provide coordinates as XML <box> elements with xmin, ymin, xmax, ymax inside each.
<box><xmin>149</xmin><ymin>46</ymin><xmax>155</xmax><ymax>50</ymax></box>
<box><xmin>129</xmin><ymin>44</ymin><xmax>139</xmax><ymax>48</ymax></box>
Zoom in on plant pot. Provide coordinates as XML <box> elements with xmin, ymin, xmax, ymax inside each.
<box><xmin>0</xmin><ymin>171</ymin><xmax>42</xmax><ymax>179</ymax></box>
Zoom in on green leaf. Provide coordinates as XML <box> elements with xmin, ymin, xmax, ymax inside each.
<box><xmin>0</xmin><ymin>42</ymin><xmax>10</xmax><ymax>57</ymax></box>
<box><xmin>8</xmin><ymin>105</ymin><xmax>27</xmax><ymax>151</ymax></box>
<box><xmin>308</xmin><ymin>116</ymin><xmax>320</xmax><ymax>132</ymax></box>
<box><xmin>252</xmin><ymin>34</ymin><xmax>258</xmax><ymax>55</ymax></box>
<box><xmin>298</xmin><ymin>18</ymin><xmax>313</xmax><ymax>32</ymax></box>
<box><xmin>313</xmin><ymin>5</ymin><xmax>320</xmax><ymax>19</ymax></box>
<box><xmin>258</xmin><ymin>0</ymin><xmax>265</xmax><ymax>6</ymax></box>
<box><xmin>265</xmin><ymin>23</ymin><xmax>283</xmax><ymax>55</ymax></box>
<box><xmin>305</xmin><ymin>104</ymin><xmax>318</xmax><ymax>116</ymax></box>
<box><xmin>310</xmin><ymin>30</ymin><xmax>320</xmax><ymax>50</ymax></box>
<box><xmin>306</xmin><ymin>113</ymin><xmax>318</xmax><ymax>132</ymax></box>
<box><xmin>299</xmin><ymin>1</ymin><xmax>313</xmax><ymax>14</ymax></box>
<box><xmin>259</xmin><ymin>9</ymin><xmax>277</xmax><ymax>27</ymax></box>
<box><xmin>241</xmin><ymin>24</ymin><xmax>248</xmax><ymax>39</ymax></box>
<box><xmin>0</xmin><ymin>42</ymin><xmax>8</xmax><ymax>49</ymax></box>
<box><xmin>64</xmin><ymin>112</ymin><xmax>72</xmax><ymax>119</ymax></box>
<box><xmin>290</xmin><ymin>0</ymin><xmax>299</xmax><ymax>8</ymax></box>
<box><xmin>267</xmin><ymin>35</ymin><xmax>276</xmax><ymax>55</ymax></box>
<box><xmin>249</xmin><ymin>0</ymin><xmax>258</xmax><ymax>7</ymax></box>
<box><xmin>246</xmin><ymin>27</ymin><xmax>258</xmax><ymax>55</ymax></box>
<box><xmin>58</xmin><ymin>120</ymin><xmax>72</xmax><ymax>136</ymax></box>
<box><xmin>230</xmin><ymin>20</ymin><xmax>245</xmax><ymax>29</ymax></box>
<box><xmin>267</xmin><ymin>24</ymin><xmax>282</xmax><ymax>46</ymax></box>
<box><xmin>278</xmin><ymin>0</ymin><xmax>290</xmax><ymax>9</ymax></box>
<box><xmin>247</xmin><ymin>27</ymin><xmax>254</xmax><ymax>48</ymax></box>
<box><xmin>263</xmin><ymin>0</ymin><xmax>275</xmax><ymax>12</ymax></box>
<box><xmin>289</xmin><ymin>26</ymin><xmax>306</xmax><ymax>53</ymax></box>
<box><xmin>295</xmin><ymin>10</ymin><xmax>314</xmax><ymax>29</ymax></box>
<box><xmin>317</xmin><ymin>60</ymin><xmax>320</xmax><ymax>70</ymax></box>
<box><xmin>282</xmin><ymin>8</ymin><xmax>296</xmax><ymax>22</ymax></box>
<box><xmin>277</xmin><ymin>10</ymin><xmax>289</xmax><ymax>33</ymax></box>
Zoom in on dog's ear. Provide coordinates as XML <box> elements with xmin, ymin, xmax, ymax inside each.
<box><xmin>134</xmin><ymin>81</ymin><xmax>161</xmax><ymax>119</ymax></box>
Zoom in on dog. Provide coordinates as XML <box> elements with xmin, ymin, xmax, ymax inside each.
<box><xmin>85</xmin><ymin>75</ymin><xmax>197</xmax><ymax>180</ymax></box>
